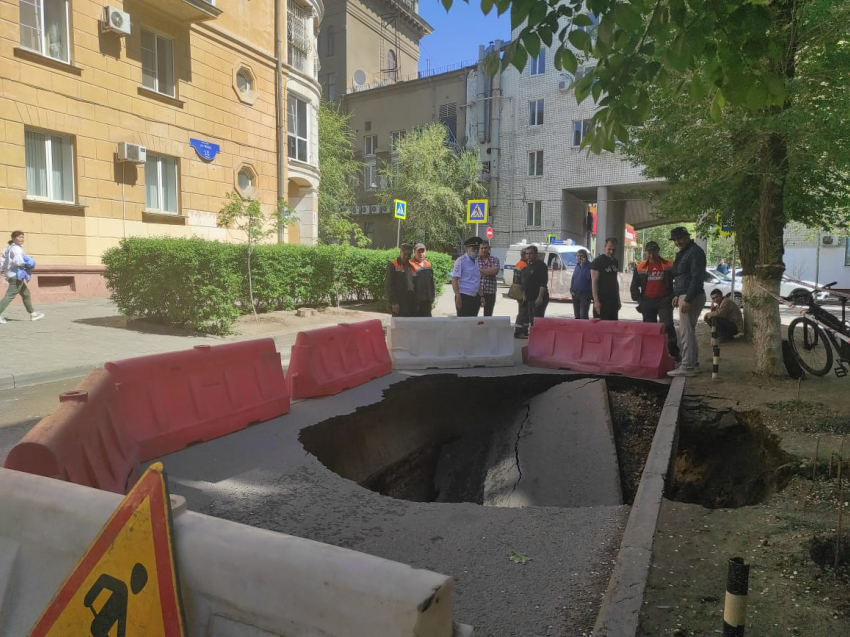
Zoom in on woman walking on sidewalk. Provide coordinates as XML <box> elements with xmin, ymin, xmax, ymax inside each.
<box><xmin>0</xmin><ymin>231</ymin><xmax>44</xmax><ymax>324</ymax></box>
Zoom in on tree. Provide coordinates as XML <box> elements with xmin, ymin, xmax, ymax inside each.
<box><xmin>218</xmin><ymin>193</ymin><xmax>297</xmax><ymax>320</ymax></box>
<box><xmin>446</xmin><ymin>0</ymin><xmax>850</xmax><ymax>375</ymax></box>
<box><xmin>377</xmin><ymin>122</ymin><xmax>486</xmax><ymax>253</ymax></box>
<box><xmin>318</xmin><ymin>101</ymin><xmax>369</xmax><ymax>247</ymax></box>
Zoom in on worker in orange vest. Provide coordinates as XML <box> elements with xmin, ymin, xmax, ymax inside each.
<box><xmin>385</xmin><ymin>243</ymin><xmax>416</xmax><ymax>316</ymax></box>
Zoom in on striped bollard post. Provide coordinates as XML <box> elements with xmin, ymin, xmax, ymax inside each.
<box><xmin>723</xmin><ymin>556</ymin><xmax>750</xmax><ymax>636</ymax></box>
<box><xmin>710</xmin><ymin>317</ymin><xmax>720</xmax><ymax>379</ymax></box>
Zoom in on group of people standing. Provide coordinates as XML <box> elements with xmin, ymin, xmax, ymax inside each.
<box><xmin>386</xmin><ymin>226</ymin><xmax>737</xmax><ymax>378</ymax></box>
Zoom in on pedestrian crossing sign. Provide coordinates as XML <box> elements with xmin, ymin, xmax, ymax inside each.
<box><xmin>547</xmin><ymin>234</ymin><xmax>558</xmax><ymax>244</ymax></box>
<box><xmin>467</xmin><ymin>199</ymin><xmax>488</xmax><ymax>224</ymax></box>
<box><xmin>394</xmin><ymin>199</ymin><xmax>407</xmax><ymax>220</ymax></box>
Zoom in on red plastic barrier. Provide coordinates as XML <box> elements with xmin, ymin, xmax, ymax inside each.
<box><xmin>4</xmin><ymin>370</ymin><xmax>141</xmax><ymax>494</ymax></box>
<box><xmin>526</xmin><ymin>318</ymin><xmax>676</xmax><ymax>379</ymax></box>
<box><xmin>286</xmin><ymin>320</ymin><xmax>392</xmax><ymax>399</ymax></box>
<box><xmin>105</xmin><ymin>338</ymin><xmax>290</xmax><ymax>460</ymax></box>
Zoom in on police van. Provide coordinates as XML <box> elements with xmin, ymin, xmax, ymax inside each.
<box><xmin>503</xmin><ymin>240</ymin><xmax>591</xmax><ymax>301</ymax></box>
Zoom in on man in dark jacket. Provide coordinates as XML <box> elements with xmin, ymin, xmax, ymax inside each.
<box><xmin>517</xmin><ymin>245</ymin><xmax>549</xmax><ymax>338</ymax></box>
<box><xmin>668</xmin><ymin>227</ymin><xmax>707</xmax><ymax>376</ymax></box>
<box><xmin>385</xmin><ymin>243</ymin><xmax>416</xmax><ymax>316</ymax></box>
<box><xmin>630</xmin><ymin>241</ymin><xmax>680</xmax><ymax>360</ymax></box>
<box><xmin>411</xmin><ymin>242</ymin><xmax>435</xmax><ymax>317</ymax></box>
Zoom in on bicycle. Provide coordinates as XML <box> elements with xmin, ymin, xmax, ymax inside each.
<box><xmin>786</xmin><ymin>282</ymin><xmax>850</xmax><ymax>377</ymax></box>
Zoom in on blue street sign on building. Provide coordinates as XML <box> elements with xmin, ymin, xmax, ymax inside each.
<box><xmin>189</xmin><ymin>138</ymin><xmax>221</xmax><ymax>162</ymax></box>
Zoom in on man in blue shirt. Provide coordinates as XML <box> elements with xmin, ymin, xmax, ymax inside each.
<box><xmin>570</xmin><ymin>249</ymin><xmax>593</xmax><ymax>319</ymax></box>
<box><xmin>451</xmin><ymin>236</ymin><xmax>483</xmax><ymax>317</ymax></box>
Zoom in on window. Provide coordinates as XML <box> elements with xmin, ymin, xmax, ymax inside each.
<box><xmin>530</xmin><ymin>50</ymin><xmax>545</xmax><ymax>76</ymax></box>
<box><xmin>327</xmin><ymin>72</ymin><xmax>337</xmax><ymax>100</ymax></box>
<box><xmin>287</xmin><ymin>94</ymin><xmax>309</xmax><ymax>162</ymax></box>
<box><xmin>236</xmin><ymin>69</ymin><xmax>252</xmax><ymax>93</ymax></box>
<box><xmin>572</xmin><ymin>119</ymin><xmax>593</xmax><ymax>147</ymax></box>
<box><xmin>145</xmin><ymin>154</ymin><xmax>179</xmax><ymax>214</ymax></box>
<box><xmin>526</xmin><ymin>201</ymin><xmax>542</xmax><ymax>227</ymax></box>
<box><xmin>141</xmin><ymin>29</ymin><xmax>175</xmax><ymax>97</ymax></box>
<box><xmin>25</xmin><ymin>129</ymin><xmax>74</xmax><ymax>202</ymax></box>
<box><xmin>236</xmin><ymin>165</ymin><xmax>257</xmax><ymax>198</ymax></box>
<box><xmin>326</xmin><ymin>25</ymin><xmax>336</xmax><ymax>57</ymax></box>
<box><xmin>528</xmin><ymin>150</ymin><xmax>543</xmax><ymax>177</ymax></box>
<box><xmin>529</xmin><ymin>99</ymin><xmax>544</xmax><ymax>126</ymax></box>
<box><xmin>439</xmin><ymin>102</ymin><xmax>458</xmax><ymax>144</ymax></box>
<box><xmin>390</xmin><ymin>130</ymin><xmax>405</xmax><ymax>153</ymax></box>
<box><xmin>364</xmin><ymin>163</ymin><xmax>377</xmax><ymax>190</ymax></box>
<box><xmin>364</xmin><ymin>221</ymin><xmax>375</xmax><ymax>241</ymax></box>
<box><xmin>387</xmin><ymin>49</ymin><xmax>397</xmax><ymax>81</ymax></box>
<box><xmin>287</xmin><ymin>2</ymin><xmax>311</xmax><ymax>74</ymax></box>
<box><xmin>19</xmin><ymin>0</ymin><xmax>70</xmax><ymax>63</ymax></box>
<box><xmin>364</xmin><ymin>135</ymin><xmax>377</xmax><ymax>156</ymax></box>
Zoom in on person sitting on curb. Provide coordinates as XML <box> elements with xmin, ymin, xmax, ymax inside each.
<box><xmin>0</xmin><ymin>230</ymin><xmax>45</xmax><ymax>324</ymax></box>
<box><xmin>703</xmin><ymin>288</ymin><xmax>743</xmax><ymax>342</ymax></box>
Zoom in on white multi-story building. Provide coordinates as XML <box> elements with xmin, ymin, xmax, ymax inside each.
<box><xmin>467</xmin><ymin>22</ymin><xmax>667</xmax><ymax>263</ymax></box>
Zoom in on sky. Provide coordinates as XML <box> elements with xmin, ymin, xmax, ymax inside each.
<box><xmin>417</xmin><ymin>1</ymin><xmax>511</xmax><ymax>73</ymax></box>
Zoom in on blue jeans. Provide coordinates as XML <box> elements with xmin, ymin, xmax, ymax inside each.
<box><xmin>571</xmin><ymin>291</ymin><xmax>592</xmax><ymax>319</ymax></box>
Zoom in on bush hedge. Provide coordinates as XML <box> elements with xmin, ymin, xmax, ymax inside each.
<box><xmin>102</xmin><ymin>237</ymin><xmax>453</xmax><ymax>335</ymax></box>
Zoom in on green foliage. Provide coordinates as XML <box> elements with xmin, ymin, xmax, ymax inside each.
<box><xmin>102</xmin><ymin>238</ymin><xmax>452</xmax><ymax>334</ymax></box>
<box><xmin>377</xmin><ymin>122</ymin><xmax>487</xmax><ymax>253</ymax></box>
<box><xmin>318</xmin><ymin>101</ymin><xmax>369</xmax><ymax>247</ymax></box>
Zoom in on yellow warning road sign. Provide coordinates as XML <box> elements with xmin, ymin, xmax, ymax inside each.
<box><xmin>29</xmin><ymin>463</ymin><xmax>187</xmax><ymax>637</ymax></box>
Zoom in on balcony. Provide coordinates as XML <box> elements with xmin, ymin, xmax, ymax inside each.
<box><xmin>144</xmin><ymin>0</ymin><xmax>222</xmax><ymax>23</ymax></box>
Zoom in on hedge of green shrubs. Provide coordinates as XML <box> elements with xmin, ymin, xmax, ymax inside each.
<box><xmin>102</xmin><ymin>237</ymin><xmax>453</xmax><ymax>335</ymax></box>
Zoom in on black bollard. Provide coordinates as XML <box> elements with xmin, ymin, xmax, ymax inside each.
<box><xmin>723</xmin><ymin>556</ymin><xmax>750</xmax><ymax>636</ymax></box>
<box><xmin>710</xmin><ymin>317</ymin><xmax>720</xmax><ymax>380</ymax></box>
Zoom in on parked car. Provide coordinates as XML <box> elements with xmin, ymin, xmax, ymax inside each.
<box><xmin>730</xmin><ymin>268</ymin><xmax>829</xmax><ymax>301</ymax></box>
<box><xmin>705</xmin><ymin>269</ymin><xmax>743</xmax><ymax>306</ymax></box>
<box><xmin>503</xmin><ymin>241</ymin><xmax>591</xmax><ymax>301</ymax></box>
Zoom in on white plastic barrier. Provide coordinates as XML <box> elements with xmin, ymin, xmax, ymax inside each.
<box><xmin>388</xmin><ymin>316</ymin><xmax>516</xmax><ymax>370</ymax></box>
<box><xmin>0</xmin><ymin>468</ymin><xmax>472</xmax><ymax>637</ymax></box>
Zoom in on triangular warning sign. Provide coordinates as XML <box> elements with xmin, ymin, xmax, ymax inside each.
<box><xmin>29</xmin><ymin>463</ymin><xmax>187</xmax><ymax>637</ymax></box>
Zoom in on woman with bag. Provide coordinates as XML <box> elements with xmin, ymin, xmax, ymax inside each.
<box><xmin>0</xmin><ymin>231</ymin><xmax>44</xmax><ymax>324</ymax></box>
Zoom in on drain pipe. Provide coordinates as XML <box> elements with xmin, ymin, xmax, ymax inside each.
<box><xmin>275</xmin><ymin>0</ymin><xmax>285</xmax><ymax>231</ymax></box>
<box><xmin>723</xmin><ymin>557</ymin><xmax>749</xmax><ymax>636</ymax></box>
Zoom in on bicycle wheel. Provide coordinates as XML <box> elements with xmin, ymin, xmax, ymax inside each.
<box><xmin>788</xmin><ymin>317</ymin><xmax>833</xmax><ymax>376</ymax></box>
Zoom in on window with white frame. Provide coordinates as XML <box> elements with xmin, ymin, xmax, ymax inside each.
<box><xmin>572</xmin><ymin>119</ymin><xmax>593</xmax><ymax>147</ymax></box>
<box><xmin>528</xmin><ymin>150</ymin><xmax>543</xmax><ymax>177</ymax></box>
<box><xmin>141</xmin><ymin>29</ymin><xmax>175</xmax><ymax>97</ymax></box>
<box><xmin>364</xmin><ymin>162</ymin><xmax>377</xmax><ymax>190</ymax></box>
<box><xmin>145</xmin><ymin>154</ymin><xmax>179</xmax><ymax>214</ymax></box>
<box><xmin>364</xmin><ymin>135</ymin><xmax>377</xmax><ymax>156</ymax></box>
<box><xmin>528</xmin><ymin>99</ymin><xmax>544</xmax><ymax>126</ymax></box>
<box><xmin>526</xmin><ymin>201</ymin><xmax>542</xmax><ymax>227</ymax></box>
<box><xmin>390</xmin><ymin>130</ymin><xmax>405</xmax><ymax>153</ymax></box>
<box><xmin>326</xmin><ymin>25</ymin><xmax>336</xmax><ymax>57</ymax></box>
<box><xmin>19</xmin><ymin>0</ymin><xmax>70</xmax><ymax>63</ymax></box>
<box><xmin>287</xmin><ymin>94</ymin><xmax>309</xmax><ymax>162</ymax></box>
<box><xmin>530</xmin><ymin>50</ymin><xmax>545</xmax><ymax>76</ymax></box>
<box><xmin>25</xmin><ymin>129</ymin><xmax>74</xmax><ymax>202</ymax></box>
<box><xmin>327</xmin><ymin>72</ymin><xmax>337</xmax><ymax>100</ymax></box>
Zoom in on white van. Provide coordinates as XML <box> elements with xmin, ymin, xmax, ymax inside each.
<box><xmin>503</xmin><ymin>240</ymin><xmax>591</xmax><ymax>301</ymax></box>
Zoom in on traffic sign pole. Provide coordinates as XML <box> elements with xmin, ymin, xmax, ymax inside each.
<box><xmin>397</xmin><ymin>219</ymin><xmax>401</xmax><ymax>248</ymax></box>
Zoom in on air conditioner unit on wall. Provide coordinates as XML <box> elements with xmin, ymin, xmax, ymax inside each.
<box><xmin>116</xmin><ymin>142</ymin><xmax>146</xmax><ymax>163</ymax></box>
<box><xmin>360</xmin><ymin>205</ymin><xmax>369</xmax><ymax>215</ymax></box>
<box><xmin>370</xmin><ymin>205</ymin><xmax>380</xmax><ymax>214</ymax></box>
<box><xmin>558</xmin><ymin>74</ymin><xmax>574</xmax><ymax>92</ymax></box>
<box><xmin>103</xmin><ymin>7</ymin><xmax>131</xmax><ymax>36</ymax></box>
<box><xmin>821</xmin><ymin>234</ymin><xmax>845</xmax><ymax>247</ymax></box>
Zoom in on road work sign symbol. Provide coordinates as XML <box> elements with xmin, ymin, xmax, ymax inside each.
<box><xmin>467</xmin><ymin>199</ymin><xmax>488</xmax><ymax>224</ymax></box>
<box><xmin>394</xmin><ymin>199</ymin><xmax>407</xmax><ymax>220</ymax></box>
<box><xmin>29</xmin><ymin>463</ymin><xmax>187</xmax><ymax>637</ymax></box>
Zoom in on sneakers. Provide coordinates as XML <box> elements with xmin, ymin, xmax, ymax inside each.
<box><xmin>0</xmin><ymin>316</ymin><xmax>5</xmax><ymax>324</ymax></box>
<box><xmin>668</xmin><ymin>365</ymin><xmax>698</xmax><ymax>377</ymax></box>
<box><xmin>30</xmin><ymin>311</ymin><xmax>44</xmax><ymax>321</ymax></box>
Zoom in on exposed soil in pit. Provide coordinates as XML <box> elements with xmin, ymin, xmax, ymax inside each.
<box><xmin>298</xmin><ymin>374</ymin><xmax>667</xmax><ymax>507</ymax></box>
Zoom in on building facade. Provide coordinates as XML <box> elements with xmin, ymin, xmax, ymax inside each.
<box><xmin>0</xmin><ymin>0</ymin><xmax>321</xmax><ymax>301</ymax></box>
<box><xmin>468</xmin><ymin>23</ymin><xmax>666</xmax><ymax>264</ymax></box>
<box><xmin>343</xmin><ymin>66</ymin><xmax>470</xmax><ymax>248</ymax></box>
<box><xmin>317</xmin><ymin>0</ymin><xmax>430</xmax><ymax>101</ymax></box>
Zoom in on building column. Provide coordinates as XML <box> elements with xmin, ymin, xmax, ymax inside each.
<box><xmin>595</xmin><ymin>186</ymin><xmax>625</xmax><ymax>267</ymax></box>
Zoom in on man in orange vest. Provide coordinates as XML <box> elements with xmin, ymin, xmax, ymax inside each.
<box><xmin>410</xmin><ymin>242</ymin><xmax>435</xmax><ymax>317</ymax></box>
<box><xmin>630</xmin><ymin>240</ymin><xmax>680</xmax><ymax>360</ymax></box>
<box><xmin>385</xmin><ymin>243</ymin><xmax>416</xmax><ymax>316</ymax></box>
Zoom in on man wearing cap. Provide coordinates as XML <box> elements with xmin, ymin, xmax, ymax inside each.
<box><xmin>451</xmin><ymin>237</ymin><xmax>483</xmax><ymax>317</ymax></box>
<box><xmin>668</xmin><ymin>226</ymin><xmax>707</xmax><ymax>377</ymax></box>
<box><xmin>385</xmin><ymin>243</ymin><xmax>416</xmax><ymax>317</ymax></box>
<box><xmin>630</xmin><ymin>241</ymin><xmax>680</xmax><ymax>360</ymax></box>
<box><xmin>410</xmin><ymin>243</ymin><xmax>435</xmax><ymax>317</ymax></box>
<box><xmin>477</xmin><ymin>240</ymin><xmax>501</xmax><ymax>317</ymax></box>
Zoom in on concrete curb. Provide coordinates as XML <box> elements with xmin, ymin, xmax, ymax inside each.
<box><xmin>592</xmin><ymin>376</ymin><xmax>686</xmax><ymax>637</ymax></box>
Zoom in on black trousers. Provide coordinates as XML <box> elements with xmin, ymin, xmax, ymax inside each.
<box><xmin>639</xmin><ymin>295</ymin><xmax>680</xmax><ymax>359</ymax></box>
<box><xmin>713</xmin><ymin>317</ymin><xmax>738</xmax><ymax>340</ymax></box>
<box><xmin>572</xmin><ymin>291</ymin><xmax>592</xmax><ymax>319</ymax></box>
<box><xmin>482</xmin><ymin>292</ymin><xmax>496</xmax><ymax>317</ymax></box>
<box><xmin>458</xmin><ymin>293</ymin><xmax>481</xmax><ymax>317</ymax></box>
<box><xmin>593</xmin><ymin>301</ymin><xmax>619</xmax><ymax>321</ymax></box>
<box><xmin>526</xmin><ymin>297</ymin><xmax>549</xmax><ymax>329</ymax></box>
<box><xmin>415</xmin><ymin>301</ymin><xmax>432</xmax><ymax>317</ymax></box>
<box><xmin>514</xmin><ymin>300</ymin><xmax>529</xmax><ymax>335</ymax></box>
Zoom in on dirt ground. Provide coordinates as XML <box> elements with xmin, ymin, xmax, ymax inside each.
<box><xmin>638</xmin><ymin>323</ymin><xmax>850</xmax><ymax>636</ymax></box>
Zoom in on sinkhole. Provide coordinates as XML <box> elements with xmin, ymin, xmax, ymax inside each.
<box><xmin>299</xmin><ymin>374</ymin><xmax>669</xmax><ymax>508</ymax></box>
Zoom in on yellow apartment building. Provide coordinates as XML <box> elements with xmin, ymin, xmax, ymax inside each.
<box><xmin>0</xmin><ymin>0</ymin><xmax>322</xmax><ymax>301</ymax></box>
